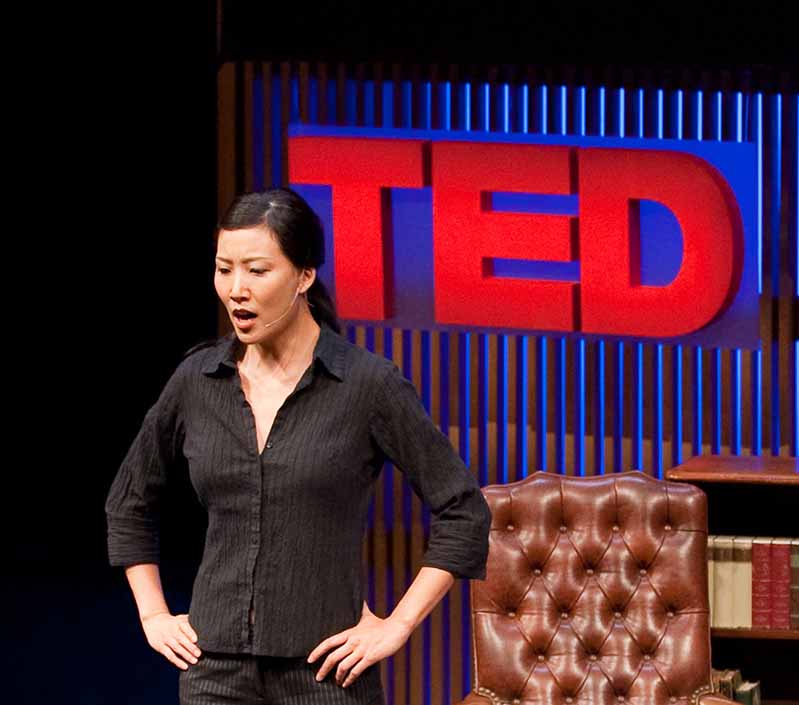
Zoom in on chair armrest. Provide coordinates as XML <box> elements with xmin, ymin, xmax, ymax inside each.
<box><xmin>698</xmin><ymin>695</ymin><xmax>737</xmax><ymax>705</ymax></box>
<box><xmin>452</xmin><ymin>692</ymin><xmax>492</xmax><ymax>705</ymax></box>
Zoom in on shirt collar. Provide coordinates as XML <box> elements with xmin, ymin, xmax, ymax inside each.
<box><xmin>201</xmin><ymin>321</ymin><xmax>346</xmax><ymax>381</ymax></box>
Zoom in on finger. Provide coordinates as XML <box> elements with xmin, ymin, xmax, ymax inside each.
<box><xmin>161</xmin><ymin>645</ymin><xmax>190</xmax><ymax>670</ymax></box>
<box><xmin>308</xmin><ymin>631</ymin><xmax>349</xmax><ymax>664</ymax></box>
<box><xmin>179</xmin><ymin>633</ymin><xmax>202</xmax><ymax>658</ymax></box>
<box><xmin>166</xmin><ymin>636</ymin><xmax>199</xmax><ymax>665</ymax></box>
<box><xmin>342</xmin><ymin>661</ymin><xmax>368</xmax><ymax>688</ymax></box>
<box><xmin>178</xmin><ymin>621</ymin><xmax>200</xmax><ymax>648</ymax></box>
<box><xmin>335</xmin><ymin>651</ymin><xmax>362</xmax><ymax>685</ymax></box>
<box><xmin>316</xmin><ymin>644</ymin><xmax>354</xmax><ymax>682</ymax></box>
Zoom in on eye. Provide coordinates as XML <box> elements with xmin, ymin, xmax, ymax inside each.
<box><xmin>216</xmin><ymin>267</ymin><xmax>229</xmax><ymax>274</ymax></box>
<box><xmin>250</xmin><ymin>269</ymin><xmax>266</xmax><ymax>274</ymax></box>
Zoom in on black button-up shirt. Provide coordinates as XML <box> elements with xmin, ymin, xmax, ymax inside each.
<box><xmin>104</xmin><ymin>321</ymin><xmax>492</xmax><ymax>656</ymax></box>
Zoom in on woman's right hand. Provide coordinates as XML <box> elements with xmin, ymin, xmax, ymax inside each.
<box><xmin>141</xmin><ymin>611</ymin><xmax>203</xmax><ymax>670</ymax></box>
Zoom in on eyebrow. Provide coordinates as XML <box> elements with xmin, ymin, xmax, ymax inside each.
<box><xmin>215</xmin><ymin>256</ymin><xmax>273</xmax><ymax>263</ymax></box>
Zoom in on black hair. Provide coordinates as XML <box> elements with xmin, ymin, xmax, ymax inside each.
<box><xmin>215</xmin><ymin>187</ymin><xmax>341</xmax><ymax>334</ymax></box>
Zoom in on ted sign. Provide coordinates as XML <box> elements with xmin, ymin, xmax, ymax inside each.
<box><xmin>288</xmin><ymin>125</ymin><xmax>757</xmax><ymax>349</ymax></box>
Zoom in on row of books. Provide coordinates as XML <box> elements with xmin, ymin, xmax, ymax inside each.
<box><xmin>711</xmin><ymin>668</ymin><xmax>761</xmax><ymax>705</ymax></box>
<box><xmin>708</xmin><ymin>535</ymin><xmax>798</xmax><ymax>629</ymax></box>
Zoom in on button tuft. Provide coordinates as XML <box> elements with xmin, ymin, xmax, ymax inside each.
<box><xmin>664</xmin><ymin>524</ymin><xmax>672</xmax><ymax>531</ymax></box>
<box><xmin>612</xmin><ymin>525</ymin><xmax>620</xmax><ymax>532</ymax></box>
<box><xmin>507</xmin><ymin>523</ymin><xmax>515</xmax><ymax>531</ymax></box>
<box><xmin>534</xmin><ymin>568</ymin><xmax>542</xmax><ymax>575</ymax></box>
<box><xmin>614</xmin><ymin>611</ymin><xmax>622</xmax><ymax>618</ymax></box>
<box><xmin>561</xmin><ymin>612</ymin><xmax>569</xmax><ymax>619</ymax></box>
<box><xmin>640</xmin><ymin>568</ymin><xmax>647</xmax><ymax>575</ymax></box>
<box><xmin>560</xmin><ymin>525</ymin><xmax>567</xmax><ymax>533</ymax></box>
<box><xmin>586</xmin><ymin>568</ymin><xmax>594</xmax><ymax>575</ymax></box>
<box><xmin>537</xmin><ymin>654</ymin><xmax>545</xmax><ymax>661</ymax></box>
<box><xmin>507</xmin><ymin>611</ymin><xmax>516</xmax><ymax>617</ymax></box>
<box><xmin>589</xmin><ymin>654</ymin><xmax>597</xmax><ymax>661</ymax></box>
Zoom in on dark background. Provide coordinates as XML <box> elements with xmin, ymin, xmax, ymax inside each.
<box><xmin>15</xmin><ymin>2</ymin><xmax>792</xmax><ymax>703</ymax></box>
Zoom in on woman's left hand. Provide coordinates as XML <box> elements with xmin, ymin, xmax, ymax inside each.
<box><xmin>307</xmin><ymin>603</ymin><xmax>411</xmax><ymax>688</ymax></box>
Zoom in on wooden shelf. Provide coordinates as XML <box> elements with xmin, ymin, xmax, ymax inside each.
<box><xmin>666</xmin><ymin>454</ymin><xmax>799</xmax><ymax>485</ymax></box>
<box><xmin>712</xmin><ymin>627</ymin><xmax>799</xmax><ymax>640</ymax></box>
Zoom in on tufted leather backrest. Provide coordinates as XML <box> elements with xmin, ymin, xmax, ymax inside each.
<box><xmin>470</xmin><ymin>470</ymin><xmax>712</xmax><ymax>705</ymax></box>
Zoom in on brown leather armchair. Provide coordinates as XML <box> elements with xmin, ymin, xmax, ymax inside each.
<box><xmin>457</xmin><ymin>470</ymin><xmax>735</xmax><ymax>705</ymax></box>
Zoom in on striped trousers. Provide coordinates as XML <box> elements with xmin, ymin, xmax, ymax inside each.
<box><xmin>178</xmin><ymin>650</ymin><xmax>386</xmax><ymax>705</ymax></box>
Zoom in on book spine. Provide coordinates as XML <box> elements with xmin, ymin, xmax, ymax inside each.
<box><xmin>708</xmin><ymin>535</ymin><xmax>715</xmax><ymax>625</ymax></box>
<box><xmin>714</xmin><ymin>537</ymin><xmax>735</xmax><ymax>628</ymax></box>
<box><xmin>732</xmin><ymin>537</ymin><xmax>752</xmax><ymax>628</ymax></box>
<box><xmin>791</xmin><ymin>539</ymin><xmax>799</xmax><ymax>630</ymax></box>
<box><xmin>751</xmin><ymin>538</ymin><xmax>771</xmax><ymax>629</ymax></box>
<box><xmin>770</xmin><ymin>538</ymin><xmax>792</xmax><ymax>629</ymax></box>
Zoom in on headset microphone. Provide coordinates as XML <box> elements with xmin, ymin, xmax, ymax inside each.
<box><xmin>260</xmin><ymin>286</ymin><xmax>302</xmax><ymax>328</ymax></box>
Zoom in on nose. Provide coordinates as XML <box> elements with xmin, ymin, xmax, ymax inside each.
<box><xmin>229</xmin><ymin>269</ymin><xmax>248</xmax><ymax>298</ymax></box>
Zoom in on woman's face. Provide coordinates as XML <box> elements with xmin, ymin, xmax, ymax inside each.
<box><xmin>214</xmin><ymin>226</ymin><xmax>313</xmax><ymax>338</ymax></box>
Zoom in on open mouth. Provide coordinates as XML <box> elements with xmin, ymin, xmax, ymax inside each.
<box><xmin>233</xmin><ymin>311</ymin><xmax>257</xmax><ymax>320</ymax></box>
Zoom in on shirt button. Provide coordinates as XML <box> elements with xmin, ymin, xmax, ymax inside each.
<box><xmin>266</xmin><ymin>441</ymin><xmax>273</xmax><ymax>449</ymax></box>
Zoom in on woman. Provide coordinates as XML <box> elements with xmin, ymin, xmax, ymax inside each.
<box><xmin>105</xmin><ymin>187</ymin><xmax>492</xmax><ymax>705</ymax></box>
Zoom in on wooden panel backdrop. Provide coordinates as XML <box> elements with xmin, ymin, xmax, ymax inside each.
<box><xmin>215</xmin><ymin>61</ymin><xmax>798</xmax><ymax>705</ymax></box>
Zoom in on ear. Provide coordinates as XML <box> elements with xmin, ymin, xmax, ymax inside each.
<box><xmin>300</xmin><ymin>266</ymin><xmax>316</xmax><ymax>294</ymax></box>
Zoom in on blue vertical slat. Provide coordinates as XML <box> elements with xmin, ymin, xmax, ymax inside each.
<box><xmin>652</xmin><ymin>89</ymin><xmax>664</xmax><ymax>476</ymax></box>
<box><xmin>793</xmin><ymin>95</ymin><xmax>799</xmax><ymax>456</ymax></box>
<box><xmin>382</xmin><ymin>80</ymin><xmax>393</xmax><ymax>129</ymax></box>
<box><xmin>594</xmin><ymin>83</ymin><xmax>606</xmax><ymax>475</ymax></box>
<box><xmin>478</xmin><ymin>334</ymin><xmax>490</xmax><ymax>487</ymax></box>
<box><xmin>496</xmin><ymin>83</ymin><xmax>511</xmax><ymax>484</ymax></box>
<box><xmin>289</xmin><ymin>75</ymin><xmax>300</xmax><ymax>123</ymax></box>
<box><xmin>363</xmin><ymin>80</ymin><xmax>375</xmax><ymax>125</ymax></box>
<box><xmin>497</xmin><ymin>334</ymin><xmax>509</xmax><ymax>483</ymax></box>
<box><xmin>575</xmin><ymin>340</ymin><xmax>586</xmax><ymax>476</ymax></box>
<box><xmin>479</xmin><ymin>82</ymin><xmax>490</xmax><ymax>132</ymax></box>
<box><xmin>691</xmin><ymin>89</ymin><xmax>705</xmax><ymax>457</ymax></box>
<box><xmin>458</xmin><ymin>82</ymin><xmax>471</xmax><ymax>130</ymax></box>
<box><xmin>613</xmin><ymin>86</ymin><xmax>626</xmax><ymax>473</ymax></box>
<box><xmin>770</xmin><ymin>93</ymin><xmax>782</xmax><ymax>455</ymax></box>
<box><xmin>517</xmin><ymin>83</ymin><xmax>529</xmax><ymax>133</ymax></box>
<box><xmin>553</xmin><ymin>338</ymin><xmax>563</xmax><ymax>474</ymax></box>
<box><xmin>731</xmin><ymin>92</ymin><xmax>745</xmax><ymax>455</ymax></box>
<box><xmin>326</xmin><ymin>77</ymin><xmax>337</xmax><ymax>125</ymax></box>
<box><xmin>671</xmin><ymin>89</ymin><xmax>684</xmax><ymax>466</ymax></box>
<box><xmin>515</xmin><ymin>83</ymin><xmax>530</xmax><ymax>479</ymax></box>
<box><xmin>308</xmin><ymin>76</ymin><xmax>319</xmax><ymax>124</ymax></box>
<box><xmin>516</xmin><ymin>336</ymin><xmax>529</xmax><ymax>479</ymax></box>
<box><xmin>632</xmin><ymin>87</ymin><xmax>645</xmax><ymax>471</ymax></box>
<box><xmin>573</xmin><ymin>83</ymin><xmax>588</xmax><ymax>477</ymax></box>
<box><xmin>344</xmin><ymin>78</ymin><xmax>357</xmax><ymax>126</ymax></box>
<box><xmin>751</xmin><ymin>92</ymin><xmax>764</xmax><ymax>455</ymax></box>
<box><xmin>634</xmin><ymin>343</ymin><xmax>644</xmax><ymax>469</ymax></box>
<box><xmin>711</xmin><ymin>91</ymin><xmax>723</xmax><ymax>455</ymax></box>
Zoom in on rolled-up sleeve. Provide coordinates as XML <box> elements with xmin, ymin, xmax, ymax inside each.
<box><xmin>104</xmin><ymin>364</ymin><xmax>186</xmax><ymax>568</ymax></box>
<box><xmin>369</xmin><ymin>360</ymin><xmax>492</xmax><ymax>580</ymax></box>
